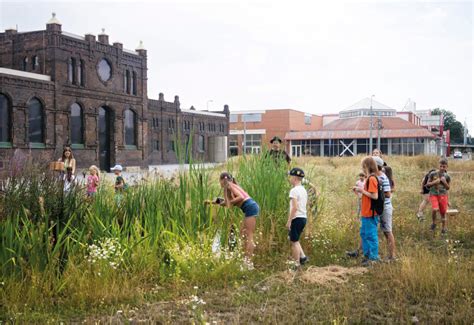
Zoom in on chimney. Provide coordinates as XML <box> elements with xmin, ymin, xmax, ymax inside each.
<box><xmin>46</xmin><ymin>12</ymin><xmax>62</xmax><ymax>32</ymax></box>
<box><xmin>5</xmin><ymin>28</ymin><xmax>17</xmax><ymax>36</ymax></box>
<box><xmin>85</xmin><ymin>33</ymin><xmax>96</xmax><ymax>42</ymax></box>
<box><xmin>98</xmin><ymin>28</ymin><xmax>109</xmax><ymax>44</ymax></box>
<box><xmin>135</xmin><ymin>40</ymin><xmax>147</xmax><ymax>57</ymax></box>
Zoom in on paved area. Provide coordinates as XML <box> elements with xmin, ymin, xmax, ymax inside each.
<box><xmin>75</xmin><ymin>163</ymin><xmax>220</xmax><ymax>185</ymax></box>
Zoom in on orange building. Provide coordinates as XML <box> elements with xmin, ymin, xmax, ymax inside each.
<box><xmin>229</xmin><ymin>109</ymin><xmax>322</xmax><ymax>156</ymax></box>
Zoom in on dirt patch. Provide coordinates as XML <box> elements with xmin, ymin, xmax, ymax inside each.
<box><xmin>275</xmin><ymin>265</ymin><xmax>368</xmax><ymax>286</ymax></box>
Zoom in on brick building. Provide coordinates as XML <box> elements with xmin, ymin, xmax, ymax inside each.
<box><xmin>0</xmin><ymin>14</ymin><xmax>229</xmax><ymax>174</ymax></box>
<box><xmin>229</xmin><ymin>109</ymin><xmax>322</xmax><ymax>155</ymax></box>
<box><xmin>230</xmin><ymin>98</ymin><xmax>447</xmax><ymax>157</ymax></box>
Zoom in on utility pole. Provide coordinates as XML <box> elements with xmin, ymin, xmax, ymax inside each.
<box><xmin>369</xmin><ymin>95</ymin><xmax>375</xmax><ymax>153</ymax></box>
<box><xmin>243</xmin><ymin>115</ymin><xmax>247</xmax><ymax>155</ymax></box>
<box><xmin>377</xmin><ymin>112</ymin><xmax>382</xmax><ymax>150</ymax></box>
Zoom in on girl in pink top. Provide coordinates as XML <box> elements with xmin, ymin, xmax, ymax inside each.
<box><xmin>86</xmin><ymin>165</ymin><xmax>100</xmax><ymax>197</ymax></box>
<box><xmin>218</xmin><ymin>172</ymin><xmax>260</xmax><ymax>269</ymax></box>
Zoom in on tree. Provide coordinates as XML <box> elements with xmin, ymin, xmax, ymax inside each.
<box><xmin>431</xmin><ymin>108</ymin><xmax>464</xmax><ymax>143</ymax></box>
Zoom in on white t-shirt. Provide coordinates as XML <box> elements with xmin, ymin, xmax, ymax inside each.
<box><xmin>289</xmin><ymin>185</ymin><xmax>308</xmax><ymax>219</ymax></box>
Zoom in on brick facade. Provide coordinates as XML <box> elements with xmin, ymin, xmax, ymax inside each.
<box><xmin>0</xmin><ymin>16</ymin><xmax>229</xmax><ymax>175</ymax></box>
<box><xmin>229</xmin><ymin>109</ymin><xmax>322</xmax><ymax>154</ymax></box>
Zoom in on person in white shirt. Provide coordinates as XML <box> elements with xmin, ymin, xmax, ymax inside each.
<box><xmin>286</xmin><ymin>167</ymin><xmax>309</xmax><ymax>266</ymax></box>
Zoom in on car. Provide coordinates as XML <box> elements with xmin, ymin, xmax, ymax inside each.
<box><xmin>453</xmin><ymin>151</ymin><xmax>463</xmax><ymax>159</ymax></box>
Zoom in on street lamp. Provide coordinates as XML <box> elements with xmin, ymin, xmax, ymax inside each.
<box><xmin>206</xmin><ymin>100</ymin><xmax>213</xmax><ymax>110</ymax></box>
<box><xmin>369</xmin><ymin>95</ymin><xmax>375</xmax><ymax>154</ymax></box>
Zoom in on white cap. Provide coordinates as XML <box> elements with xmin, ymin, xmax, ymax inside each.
<box><xmin>110</xmin><ymin>164</ymin><xmax>123</xmax><ymax>171</ymax></box>
<box><xmin>372</xmin><ymin>156</ymin><xmax>384</xmax><ymax>167</ymax></box>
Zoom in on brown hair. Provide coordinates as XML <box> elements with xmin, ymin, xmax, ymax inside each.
<box><xmin>220</xmin><ymin>172</ymin><xmax>237</xmax><ymax>184</ymax></box>
<box><xmin>62</xmin><ymin>146</ymin><xmax>74</xmax><ymax>161</ymax></box>
<box><xmin>358</xmin><ymin>172</ymin><xmax>365</xmax><ymax>178</ymax></box>
<box><xmin>439</xmin><ymin>158</ymin><xmax>448</xmax><ymax>165</ymax></box>
<box><xmin>362</xmin><ymin>156</ymin><xmax>378</xmax><ymax>176</ymax></box>
<box><xmin>384</xmin><ymin>165</ymin><xmax>395</xmax><ymax>188</ymax></box>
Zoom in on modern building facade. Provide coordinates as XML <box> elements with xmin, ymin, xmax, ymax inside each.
<box><xmin>0</xmin><ymin>14</ymin><xmax>229</xmax><ymax>174</ymax></box>
<box><xmin>230</xmin><ymin>98</ymin><xmax>448</xmax><ymax>157</ymax></box>
<box><xmin>229</xmin><ymin>109</ymin><xmax>322</xmax><ymax>156</ymax></box>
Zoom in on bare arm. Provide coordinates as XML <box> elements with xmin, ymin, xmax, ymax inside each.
<box><xmin>426</xmin><ymin>178</ymin><xmax>440</xmax><ymax>187</ymax></box>
<box><xmin>227</xmin><ymin>184</ymin><xmax>245</xmax><ymax>205</ymax></box>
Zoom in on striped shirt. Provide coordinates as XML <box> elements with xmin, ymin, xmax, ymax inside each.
<box><xmin>378</xmin><ymin>173</ymin><xmax>391</xmax><ymax>205</ymax></box>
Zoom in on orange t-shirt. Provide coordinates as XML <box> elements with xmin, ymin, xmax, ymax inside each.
<box><xmin>361</xmin><ymin>175</ymin><xmax>378</xmax><ymax>217</ymax></box>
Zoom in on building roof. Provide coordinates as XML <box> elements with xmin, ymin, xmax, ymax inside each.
<box><xmin>344</xmin><ymin>97</ymin><xmax>393</xmax><ymax>111</ymax></box>
<box><xmin>285</xmin><ymin>117</ymin><xmax>435</xmax><ymax>140</ymax></box>
<box><xmin>0</xmin><ymin>67</ymin><xmax>51</xmax><ymax>81</ymax></box>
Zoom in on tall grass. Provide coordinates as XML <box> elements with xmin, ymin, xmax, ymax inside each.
<box><xmin>0</xmin><ymin>154</ymin><xmax>473</xmax><ymax>322</ymax></box>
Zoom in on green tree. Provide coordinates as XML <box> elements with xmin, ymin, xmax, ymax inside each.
<box><xmin>431</xmin><ymin>108</ymin><xmax>464</xmax><ymax>143</ymax></box>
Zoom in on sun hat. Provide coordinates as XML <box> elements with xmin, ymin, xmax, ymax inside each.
<box><xmin>288</xmin><ymin>167</ymin><xmax>305</xmax><ymax>178</ymax></box>
<box><xmin>270</xmin><ymin>136</ymin><xmax>282</xmax><ymax>144</ymax></box>
<box><xmin>373</xmin><ymin>156</ymin><xmax>384</xmax><ymax>167</ymax></box>
<box><xmin>110</xmin><ymin>164</ymin><xmax>123</xmax><ymax>171</ymax></box>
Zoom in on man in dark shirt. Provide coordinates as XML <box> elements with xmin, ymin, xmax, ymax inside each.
<box><xmin>267</xmin><ymin>136</ymin><xmax>291</xmax><ymax>164</ymax></box>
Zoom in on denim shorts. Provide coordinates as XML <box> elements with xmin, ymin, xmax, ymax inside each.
<box><xmin>240</xmin><ymin>199</ymin><xmax>260</xmax><ymax>218</ymax></box>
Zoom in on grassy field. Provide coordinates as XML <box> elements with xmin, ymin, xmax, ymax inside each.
<box><xmin>1</xmin><ymin>155</ymin><xmax>473</xmax><ymax>324</ymax></box>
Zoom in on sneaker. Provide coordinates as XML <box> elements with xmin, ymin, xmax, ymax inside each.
<box><xmin>362</xmin><ymin>259</ymin><xmax>380</xmax><ymax>267</ymax></box>
<box><xmin>383</xmin><ymin>256</ymin><xmax>398</xmax><ymax>263</ymax></box>
<box><xmin>300</xmin><ymin>256</ymin><xmax>308</xmax><ymax>265</ymax></box>
<box><xmin>241</xmin><ymin>258</ymin><xmax>254</xmax><ymax>271</ymax></box>
<box><xmin>430</xmin><ymin>223</ymin><xmax>436</xmax><ymax>231</ymax></box>
<box><xmin>346</xmin><ymin>249</ymin><xmax>360</xmax><ymax>258</ymax></box>
<box><xmin>441</xmin><ymin>229</ymin><xmax>448</xmax><ymax>236</ymax></box>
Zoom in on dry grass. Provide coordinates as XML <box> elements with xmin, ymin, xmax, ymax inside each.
<box><xmin>1</xmin><ymin>155</ymin><xmax>473</xmax><ymax>323</ymax></box>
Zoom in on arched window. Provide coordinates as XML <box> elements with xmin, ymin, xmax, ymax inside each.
<box><xmin>124</xmin><ymin>109</ymin><xmax>137</xmax><ymax>146</ymax></box>
<box><xmin>70</xmin><ymin>103</ymin><xmax>83</xmax><ymax>144</ymax></box>
<box><xmin>77</xmin><ymin>60</ymin><xmax>85</xmax><ymax>86</ymax></box>
<box><xmin>132</xmin><ymin>71</ymin><xmax>137</xmax><ymax>95</ymax></box>
<box><xmin>22</xmin><ymin>57</ymin><xmax>28</xmax><ymax>71</ymax></box>
<box><xmin>125</xmin><ymin>70</ymin><xmax>131</xmax><ymax>94</ymax></box>
<box><xmin>28</xmin><ymin>98</ymin><xmax>44</xmax><ymax>144</ymax></box>
<box><xmin>198</xmin><ymin>135</ymin><xmax>205</xmax><ymax>152</ymax></box>
<box><xmin>0</xmin><ymin>94</ymin><xmax>11</xmax><ymax>144</ymax></box>
<box><xmin>32</xmin><ymin>56</ymin><xmax>39</xmax><ymax>70</ymax></box>
<box><xmin>68</xmin><ymin>58</ymin><xmax>74</xmax><ymax>83</ymax></box>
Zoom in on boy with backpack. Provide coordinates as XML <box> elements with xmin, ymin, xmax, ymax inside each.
<box><xmin>426</xmin><ymin>158</ymin><xmax>451</xmax><ymax>234</ymax></box>
<box><xmin>353</xmin><ymin>156</ymin><xmax>384</xmax><ymax>266</ymax></box>
<box><xmin>416</xmin><ymin>168</ymin><xmax>437</xmax><ymax>221</ymax></box>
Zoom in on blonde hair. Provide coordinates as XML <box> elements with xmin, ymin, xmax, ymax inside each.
<box><xmin>89</xmin><ymin>165</ymin><xmax>100</xmax><ymax>179</ymax></box>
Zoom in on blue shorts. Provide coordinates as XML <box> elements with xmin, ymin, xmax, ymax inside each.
<box><xmin>240</xmin><ymin>199</ymin><xmax>259</xmax><ymax>218</ymax></box>
<box><xmin>289</xmin><ymin>217</ymin><xmax>307</xmax><ymax>242</ymax></box>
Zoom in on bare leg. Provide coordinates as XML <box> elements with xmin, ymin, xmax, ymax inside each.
<box><xmin>441</xmin><ymin>214</ymin><xmax>447</xmax><ymax>231</ymax></box>
<box><xmin>241</xmin><ymin>216</ymin><xmax>256</xmax><ymax>260</ymax></box>
<box><xmin>383</xmin><ymin>232</ymin><xmax>396</xmax><ymax>258</ymax></box>
<box><xmin>291</xmin><ymin>241</ymin><xmax>303</xmax><ymax>263</ymax></box>
<box><xmin>418</xmin><ymin>194</ymin><xmax>429</xmax><ymax>214</ymax></box>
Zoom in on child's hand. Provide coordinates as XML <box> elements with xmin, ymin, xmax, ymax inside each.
<box><xmin>286</xmin><ymin>220</ymin><xmax>291</xmax><ymax>230</ymax></box>
<box><xmin>353</xmin><ymin>186</ymin><xmax>361</xmax><ymax>193</ymax></box>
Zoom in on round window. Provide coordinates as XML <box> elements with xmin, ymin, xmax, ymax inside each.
<box><xmin>97</xmin><ymin>58</ymin><xmax>111</xmax><ymax>82</ymax></box>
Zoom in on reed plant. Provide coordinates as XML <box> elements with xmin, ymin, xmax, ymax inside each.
<box><xmin>0</xmin><ymin>154</ymin><xmax>473</xmax><ymax>323</ymax></box>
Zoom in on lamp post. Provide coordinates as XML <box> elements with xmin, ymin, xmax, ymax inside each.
<box><xmin>369</xmin><ymin>95</ymin><xmax>375</xmax><ymax>154</ymax></box>
<box><xmin>206</xmin><ymin>100</ymin><xmax>213</xmax><ymax>110</ymax></box>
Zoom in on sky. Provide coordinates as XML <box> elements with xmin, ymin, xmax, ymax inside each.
<box><xmin>1</xmin><ymin>0</ymin><xmax>472</xmax><ymax>132</ymax></box>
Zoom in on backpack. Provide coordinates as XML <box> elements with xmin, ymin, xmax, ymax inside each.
<box><xmin>366</xmin><ymin>175</ymin><xmax>384</xmax><ymax>216</ymax></box>
<box><xmin>422</xmin><ymin>169</ymin><xmax>436</xmax><ymax>188</ymax></box>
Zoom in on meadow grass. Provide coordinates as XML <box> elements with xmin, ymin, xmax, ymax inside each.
<box><xmin>0</xmin><ymin>155</ymin><xmax>473</xmax><ymax>323</ymax></box>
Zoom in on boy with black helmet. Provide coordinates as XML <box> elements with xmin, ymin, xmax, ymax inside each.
<box><xmin>287</xmin><ymin>167</ymin><xmax>308</xmax><ymax>267</ymax></box>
